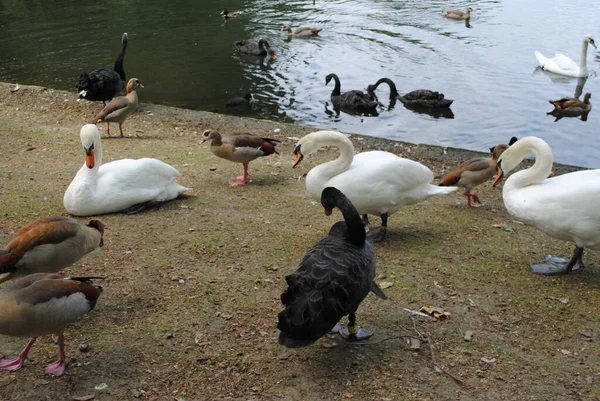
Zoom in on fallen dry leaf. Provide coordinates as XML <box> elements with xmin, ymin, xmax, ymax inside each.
<box><xmin>420</xmin><ymin>305</ymin><xmax>451</xmax><ymax>319</ymax></box>
<box><xmin>343</xmin><ymin>392</ymin><xmax>354</xmax><ymax>398</ymax></box>
<box><xmin>379</xmin><ymin>281</ymin><xmax>394</xmax><ymax>289</ymax></box>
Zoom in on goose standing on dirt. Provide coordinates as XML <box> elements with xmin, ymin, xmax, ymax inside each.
<box><xmin>94</xmin><ymin>78</ymin><xmax>143</xmax><ymax>137</ymax></box>
<box><xmin>326</xmin><ymin>73</ymin><xmax>379</xmax><ymax>116</ymax></box>
<box><xmin>278</xmin><ymin>187</ymin><xmax>387</xmax><ymax>347</ymax></box>
<box><xmin>64</xmin><ymin>124</ymin><xmax>189</xmax><ymax>216</ymax></box>
<box><xmin>293</xmin><ymin>131</ymin><xmax>457</xmax><ymax>242</ymax></box>
<box><xmin>234</xmin><ymin>39</ymin><xmax>276</xmax><ymax>59</ymax></box>
<box><xmin>76</xmin><ymin>33</ymin><xmax>128</xmax><ymax>104</ymax></box>
<box><xmin>200</xmin><ymin>130</ymin><xmax>279</xmax><ymax>185</ymax></box>
<box><xmin>0</xmin><ymin>273</ymin><xmax>102</xmax><ymax>376</ymax></box>
<box><xmin>365</xmin><ymin>77</ymin><xmax>454</xmax><ymax>108</ymax></box>
<box><xmin>535</xmin><ymin>34</ymin><xmax>597</xmax><ymax>77</ymax></box>
<box><xmin>444</xmin><ymin>7</ymin><xmax>473</xmax><ymax>19</ymax></box>
<box><xmin>492</xmin><ymin>136</ymin><xmax>600</xmax><ymax>275</ymax></box>
<box><xmin>438</xmin><ymin>137</ymin><xmax>517</xmax><ymax>207</ymax></box>
<box><xmin>0</xmin><ymin>216</ymin><xmax>104</xmax><ymax>284</ymax></box>
<box><xmin>281</xmin><ymin>25</ymin><xmax>321</xmax><ymax>37</ymax></box>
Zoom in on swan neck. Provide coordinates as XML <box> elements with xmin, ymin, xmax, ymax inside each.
<box><xmin>114</xmin><ymin>41</ymin><xmax>127</xmax><ymax>80</ymax></box>
<box><xmin>377</xmin><ymin>78</ymin><xmax>399</xmax><ymax>98</ymax></box>
<box><xmin>505</xmin><ymin>140</ymin><xmax>553</xmax><ymax>190</ymax></box>
<box><xmin>313</xmin><ymin>133</ymin><xmax>354</xmax><ymax>180</ymax></box>
<box><xmin>336</xmin><ymin>196</ymin><xmax>365</xmax><ymax>246</ymax></box>
<box><xmin>579</xmin><ymin>40</ymin><xmax>589</xmax><ymax>75</ymax></box>
<box><xmin>330</xmin><ymin>75</ymin><xmax>341</xmax><ymax>96</ymax></box>
<box><xmin>94</xmin><ymin>135</ymin><xmax>103</xmax><ymax>168</ymax></box>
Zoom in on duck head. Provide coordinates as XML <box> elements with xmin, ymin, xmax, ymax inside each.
<box><xmin>584</xmin><ymin>34</ymin><xmax>597</xmax><ymax>49</ymax></box>
<box><xmin>126</xmin><ymin>78</ymin><xmax>144</xmax><ymax>93</ymax></box>
<box><xmin>199</xmin><ymin>130</ymin><xmax>221</xmax><ymax>145</ymax></box>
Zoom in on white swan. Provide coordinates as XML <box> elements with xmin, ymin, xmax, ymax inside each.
<box><xmin>292</xmin><ymin>131</ymin><xmax>457</xmax><ymax>242</ymax></box>
<box><xmin>492</xmin><ymin>136</ymin><xmax>600</xmax><ymax>275</ymax></box>
<box><xmin>535</xmin><ymin>34</ymin><xmax>597</xmax><ymax>77</ymax></box>
<box><xmin>64</xmin><ymin>124</ymin><xmax>189</xmax><ymax>216</ymax></box>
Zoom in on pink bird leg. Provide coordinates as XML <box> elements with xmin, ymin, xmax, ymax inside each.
<box><xmin>0</xmin><ymin>337</ymin><xmax>37</xmax><ymax>372</ymax></box>
<box><xmin>43</xmin><ymin>334</ymin><xmax>66</xmax><ymax>376</ymax></box>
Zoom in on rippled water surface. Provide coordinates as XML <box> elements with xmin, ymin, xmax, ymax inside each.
<box><xmin>1</xmin><ymin>0</ymin><xmax>599</xmax><ymax>166</ymax></box>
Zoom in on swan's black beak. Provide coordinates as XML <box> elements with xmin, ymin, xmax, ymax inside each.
<box><xmin>292</xmin><ymin>145</ymin><xmax>304</xmax><ymax>168</ymax></box>
<box><xmin>591</xmin><ymin>39</ymin><xmax>597</xmax><ymax>49</ymax></box>
<box><xmin>492</xmin><ymin>160</ymin><xmax>504</xmax><ymax>187</ymax></box>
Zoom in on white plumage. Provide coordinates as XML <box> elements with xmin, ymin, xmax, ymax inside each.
<box><xmin>535</xmin><ymin>34</ymin><xmax>597</xmax><ymax>77</ymax></box>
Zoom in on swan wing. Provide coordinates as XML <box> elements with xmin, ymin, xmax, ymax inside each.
<box><xmin>535</xmin><ymin>50</ymin><xmax>580</xmax><ymax>75</ymax></box>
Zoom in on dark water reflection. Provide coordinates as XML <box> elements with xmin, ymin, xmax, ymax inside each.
<box><xmin>0</xmin><ymin>0</ymin><xmax>598</xmax><ymax>167</ymax></box>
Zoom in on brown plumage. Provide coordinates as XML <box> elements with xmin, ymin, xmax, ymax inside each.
<box><xmin>549</xmin><ymin>92</ymin><xmax>592</xmax><ymax>111</ymax></box>
<box><xmin>94</xmin><ymin>78</ymin><xmax>144</xmax><ymax>137</ymax></box>
<box><xmin>444</xmin><ymin>7</ymin><xmax>473</xmax><ymax>19</ymax></box>
<box><xmin>199</xmin><ymin>130</ymin><xmax>280</xmax><ymax>185</ymax></box>
<box><xmin>281</xmin><ymin>25</ymin><xmax>321</xmax><ymax>37</ymax></box>
<box><xmin>0</xmin><ymin>216</ymin><xmax>104</xmax><ymax>283</ymax></box>
<box><xmin>0</xmin><ymin>273</ymin><xmax>102</xmax><ymax>376</ymax></box>
<box><xmin>438</xmin><ymin>137</ymin><xmax>517</xmax><ymax>207</ymax></box>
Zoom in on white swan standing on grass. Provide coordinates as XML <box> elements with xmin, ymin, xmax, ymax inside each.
<box><xmin>492</xmin><ymin>136</ymin><xmax>600</xmax><ymax>275</ymax></box>
<box><xmin>535</xmin><ymin>34</ymin><xmax>597</xmax><ymax>77</ymax></box>
<box><xmin>64</xmin><ymin>124</ymin><xmax>189</xmax><ymax>216</ymax></box>
<box><xmin>292</xmin><ymin>130</ymin><xmax>457</xmax><ymax>242</ymax></box>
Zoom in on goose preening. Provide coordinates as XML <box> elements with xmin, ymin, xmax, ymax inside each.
<box><xmin>64</xmin><ymin>124</ymin><xmax>189</xmax><ymax>216</ymax></box>
<box><xmin>76</xmin><ymin>33</ymin><xmax>128</xmax><ymax>104</ymax></box>
<box><xmin>549</xmin><ymin>92</ymin><xmax>592</xmax><ymax>112</ymax></box>
<box><xmin>225</xmin><ymin>93</ymin><xmax>253</xmax><ymax>107</ymax></box>
<box><xmin>281</xmin><ymin>25</ymin><xmax>321</xmax><ymax>37</ymax></box>
<box><xmin>0</xmin><ymin>216</ymin><xmax>104</xmax><ymax>284</ymax></box>
<box><xmin>0</xmin><ymin>273</ymin><xmax>102</xmax><ymax>376</ymax></box>
<box><xmin>200</xmin><ymin>130</ymin><xmax>280</xmax><ymax>185</ymax></box>
<box><xmin>292</xmin><ymin>131</ymin><xmax>457</xmax><ymax>242</ymax></box>
<box><xmin>94</xmin><ymin>78</ymin><xmax>144</xmax><ymax>137</ymax></box>
<box><xmin>444</xmin><ymin>7</ymin><xmax>473</xmax><ymax>20</ymax></box>
<box><xmin>278</xmin><ymin>187</ymin><xmax>387</xmax><ymax>347</ymax></box>
<box><xmin>234</xmin><ymin>39</ymin><xmax>276</xmax><ymax>60</ymax></box>
<box><xmin>221</xmin><ymin>9</ymin><xmax>240</xmax><ymax>18</ymax></box>
<box><xmin>492</xmin><ymin>136</ymin><xmax>600</xmax><ymax>275</ymax></box>
<box><xmin>365</xmin><ymin>77</ymin><xmax>454</xmax><ymax>109</ymax></box>
<box><xmin>535</xmin><ymin>34</ymin><xmax>597</xmax><ymax>78</ymax></box>
<box><xmin>325</xmin><ymin>73</ymin><xmax>379</xmax><ymax>116</ymax></box>
<box><xmin>438</xmin><ymin>137</ymin><xmax>517</xmax><ymax>207</ymax></box>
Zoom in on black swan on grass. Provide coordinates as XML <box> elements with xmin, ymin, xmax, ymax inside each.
<box><xmin>277</xmin><ymin>187</ymin><xmax>387</xmax><ymax>348</ymax></box>
<box><xmin>76</xmin><ymin>33</ymin><xmax>128</xmax><ymax>104</ymax></box>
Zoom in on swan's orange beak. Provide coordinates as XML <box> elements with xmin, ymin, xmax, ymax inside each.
<box><xmin>492</xmin><ymin>161</ymin><xmax>504</xmax><ymax>187</ymax></box>
<box><xmin>85</xmin><ymin>149</ymin><xmax>95</xmax><ymax>169</ymax></box>
<box><xmin>292</xmin><ymin>151</ymin><xmax>303</xmax><ymax>168</ymax></box>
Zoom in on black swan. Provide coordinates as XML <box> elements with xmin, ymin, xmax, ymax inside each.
<box><xmin>225</xmin><ymin>93</ymin><xmax>253</xmax><ymax>106</ymax></box>
<box><xmin>234</xmin><ymin>39</ymin><xmax>276</xmax><ymax>60</ymax></box>
<box><xmin>76</xmin><ymin>33</ymin><xmax>128</xmax><ymax>104</ymax></box>
<box><xmin>325</xmin><ymin>73</ymin><xmax>379</xmax><ymax>116</ymax></box>
<box><xmin>366</xmin><ymin>77</ymin><xmax>454</xmax><ymax>108</ymax></box>
<box><xmin>277</xmin><ymin>187</ymin><xmax>387</xmax><ymax>348</ymax></box>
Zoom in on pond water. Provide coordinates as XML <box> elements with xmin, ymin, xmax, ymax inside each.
<box><xmin>0</xmin><ymin>0</ymin><xmax>598</xmax><ymax>167</ymax></box>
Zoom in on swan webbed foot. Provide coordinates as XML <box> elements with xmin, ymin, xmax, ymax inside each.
<box><xmin>531</xmin><ymin>249</ymin><xmax>585</xmax><ymax>275</ymax></box>
<box><xmin>339</xmin><ymin>325</ymin><xmax>374</xmax><ymax>341</ymax></box>
<box><xmin>366</xmin><ymin>227</ymin><xmax>387</xmax><ymax>243</ymax></box>
<box><xmin>329</xmin><ymin>322</ymin><xmax>342</xmax><ymax>334</ymax></box>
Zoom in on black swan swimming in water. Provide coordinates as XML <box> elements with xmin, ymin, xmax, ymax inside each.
<box><xmin>325</xmin><ymin>73</ymin><xmax>379</xmax><ymax>116</ymax></box>
<box><xmin>366</xmin><ymin>77</ymin><xmax>454</xmax><ymax>108</ymax></box>
<box><xmin>225</xmin><ymin>93</ymin><xmax>253</xmax><ymax>106</ymax></box>
<box><xmin>277</xmin><ymin>187</ymin><xmax>387</xmax><ymax>348</ymax></box>
<box><xmin>76</xmin><ymin>33</ymin><xmax>128</xmax><ymax>104</ymax></box>
<box><xmin>234</xmin><ymin>39</ymin><xmax>276</xmax><ymax>60</ymax></box>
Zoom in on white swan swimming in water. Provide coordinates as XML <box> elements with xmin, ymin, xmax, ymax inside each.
<box><xmin>64</xmin><ymin>124</ymin><xmax>189</xmax><ymax>216</ymax></box>
<box><xmin>535</xmin><ymin>34</ymin><xmax>596</xmax><ymax>78</ymax></box>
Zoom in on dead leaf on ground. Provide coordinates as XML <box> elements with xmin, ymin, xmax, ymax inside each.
<box><xmin>73</xmin><ymin>395</ymin><xmax>95</xmax><ymax>401</ymax></box>
<box><xmin>343</xmin><ymin>392</ymin><xmax>354</xmax><ymax>398</ymax></box>
<box><xmin>464</xmin><ymin>330</ymin><xmax>474</xmax><ymax>341</ymax></box>
<box><xmin>419</xmin><ymin>305</ymin><xmax>451</xmax><ymax>319</ymax></box>
<box><xmin>379</xmin><ymin>281</ymin><xmax>394</xmax><ymax>289</ymax></box>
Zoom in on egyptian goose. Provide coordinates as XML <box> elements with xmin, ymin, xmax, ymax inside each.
<box><xmin>234</xmin><ymin>39</ymin><xmax>276</xmax><ymax>60</ymax></box>
<box><xmin>293</xmin><ymin>131</ymin><xmax>457</xmax><ymax>242</ymax></box>
<box><xmin>0</xmin><ymin>216</ymin><xmax>104</xmax><ymax>283</ymax></box>
<box><xmin>200</xmin><ymin>130</ymin><xmax>280</xmax><ymax>185</ymax></box>
<box><xmin>76</xmin><ymin>33</ymin><xmax>128</xmax><ymax>104</ymax></box>
<box><xmin>493</xmin><ymin>136</ymin><xmax>600</xmax><ymax>275</ymax></box>
<box><xmin>94</xmin><ymin>78</ymin><xmax>144</xmax><ymax>137</ymax></box>
<box><xmin>221</xmin><ymin>9</ymin><xmax>241</xmax><ymax>18</ymax></box>
<box><xmin>225</xmin><ymin>93</ymin><xmax>253</xmax><ymax>107</ymax></box>
<box><xmin>438</xmin><ymin>137</ymin><xmax>517</xmax><ymax>207</ymax></box>
<box><xmin>0</xmin><ymin>273</ymin><xmax>102</xmax><ymax>376</ymax></box>
<box><xmin>281</xmin><ymin>25</ymin><xmax>321</xmax><ymax>37</ymax></box>
<box><xmin>549</xmin><ymin>92</ymin><xmax>592</xmax><ymax>111</ymax></box>
<box><xmin>325</xmin><ymin>73</ymin><xmax>379</xmax><ymax>116</ymax></box>
<box><xmin>278</xmin><ymin>187</ymin><xmax>387</xmax><ymax>347</ymax></box>
<box><xmin>444</xmin><ymin>7</ymin><xmax>473</xmax><ymax>20</ymax></box>
<box><xmin>64</xmin><ymin>124</ymin><xmax>189</xmax><ymax>216</ymax></box>
<box><xmin>535</xmin><ymin>34</ymin><xmax>597</xmax><ymax>78</ymax></box>
<box><xmin>365</xmin><ymin>77</ymin><xmax>453</xmax><ymax>108</ymax></box>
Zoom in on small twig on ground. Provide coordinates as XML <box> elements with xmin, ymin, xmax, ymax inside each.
<box><xmin>345</xmin><ymin>334</ymin><xmax>410</xmax><ymax>346</ymax></box>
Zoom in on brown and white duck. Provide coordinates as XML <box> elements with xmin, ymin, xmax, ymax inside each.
<box><xmin>94</xmin><ymin>78</ymin><xmax>144</xmax><ymax>137</ymax></box>
<box><xmin>444</xmin><ymin>7</ymin><xmax>473</xmax><ymax>20</ymax></box>
<box><xmin>0</xmin><ymin>273</ymin><xmax>102</xmax><ymax>376</ymax></box>
<box><xmin>221</xmin><ymin>9</ymin><xmax>241</xmax><ymax>18</ymax></box>
<box><xmin>200</xmin><ymin>130</ymin><xmax>280</xmax><ymax>185</ymax></box>
<box><xmin>281</xmin><ymin>25</ymin><xmax>321</xmax><ymax>37</ymax></box>
<box><xmin>0</xmin><ymin>216</ymin><xmax>104</xmax><ymax>284</ymax></box>
<box><xmin>438</xmin><ymin>137</ymin><xmax>518</xmax><ymax>207</ymax></box>
<box><xmin>549</xmin><ymin>92</ymin><xmax>592</xmax><ymax>111</ymax></box>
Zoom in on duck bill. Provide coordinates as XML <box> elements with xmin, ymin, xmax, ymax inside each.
<box><xmin>292</xmin><ymin>151</ymin><xmax>303</xmax><ymax>168</ymax></box>
<box><xmin>492</xmin><ymin>165</ymin><xmax>504</xmax><ymax>187</ymax></box>
<box><xmin>85</xmin><ymin>149</ymin><xmax>95</xmax><ymax>169</ymax></box>
<box><xmin>199</xmin><ymin>139</ymin><xmax>207</xmax><ymax>145</ymax></box>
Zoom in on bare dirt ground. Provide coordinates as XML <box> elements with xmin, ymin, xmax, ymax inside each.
<box><xmin>0</xmin><ymin>82</ymin><xmax>599</xmax><ymax>401</ymax></box>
